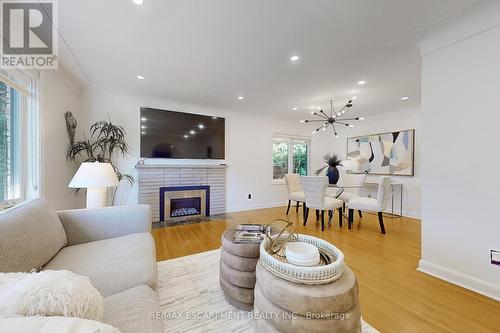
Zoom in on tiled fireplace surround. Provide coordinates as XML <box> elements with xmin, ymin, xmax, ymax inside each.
<box><xmin>137</xmin><ymin>164</ymin><xmax>226</xmax><ymax>224</ymax></box>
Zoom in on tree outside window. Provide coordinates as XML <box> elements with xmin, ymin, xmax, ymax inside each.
<box><xmin>273</xmin><ymin>136</ymin><xmax>310</xmax><ymax>181</ymax></box>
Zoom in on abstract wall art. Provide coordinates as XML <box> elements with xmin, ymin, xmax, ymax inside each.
<box><xmin>347</xmin><ymin>129</ymin><xmax>415</xmax><ymax>176</ymax></box>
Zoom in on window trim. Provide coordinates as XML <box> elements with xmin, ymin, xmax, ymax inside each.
<box><xmin>0</xmin><ymin>70</ymin><xmax>40</xmax><ymax>208</ymax></box>
<box><xmin>272</xmin><ymin>134</ymin><xmax>311</xmax><ymax>185</ymax></box>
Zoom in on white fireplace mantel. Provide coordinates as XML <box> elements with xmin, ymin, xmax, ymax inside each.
<box><xmin>137</xmin><ymin>163</ymin><xmax>226</xmax><ymax>223</ymax></box>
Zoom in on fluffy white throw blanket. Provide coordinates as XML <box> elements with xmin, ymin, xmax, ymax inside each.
<box><xmin>0</xmin><ymin>270</ymin><xmax>104</xmax><ymax>321</ymax></box>
<box><xmin>0</xmin><ymin>316</ymin><xmax>121</xmax><ymax>333</ymax></box>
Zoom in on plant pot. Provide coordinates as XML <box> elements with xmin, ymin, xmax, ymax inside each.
<box><xmin>326</xmin><ymin>166</ymin><xmax>340</xmax><ymax>185</ymax></box>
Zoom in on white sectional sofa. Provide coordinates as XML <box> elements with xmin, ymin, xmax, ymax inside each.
<box><xmin>0</xmin><ymin>199</ymin><xmax>162</xmax><ymax>333</ymax></box>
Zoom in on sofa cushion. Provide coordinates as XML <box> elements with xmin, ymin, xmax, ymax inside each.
<box><xmin>0</xmin><ymin>199</ymin><xmax>67</xmax><ymax>272</ymax></box>
<box><xmin>44</xmin><ymin>233</ymin><xmax>157</xmax><ymax>297</ymax></box>
<box><xmin>103</xmin><ymin>285</ymin><xmax>162</xmax><ymax>333</ymax></box>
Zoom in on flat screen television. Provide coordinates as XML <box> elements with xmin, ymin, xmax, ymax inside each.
<box><xmin>140</xmin><ymin>108</ymin><xmax>225</xmax><ymax>159</ymax></box>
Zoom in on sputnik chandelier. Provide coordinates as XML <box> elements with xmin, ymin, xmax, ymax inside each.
<box><xmin>300</xmin><ymin>99</ymin><xmax>364</xmax><ymax>137</ymax></box>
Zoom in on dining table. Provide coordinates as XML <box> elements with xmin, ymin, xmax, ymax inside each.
<box><xmin>325</xmin><ymin>180</ymin><xmax>403</xmax><ymax>218</ymax></box>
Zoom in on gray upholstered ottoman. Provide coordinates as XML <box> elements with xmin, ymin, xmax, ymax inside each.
<box><xmin>219</xmin><ymin>228</ymin><xmax>260</xmax><ymax>311</ymax></box>
<box><xmin>253</xmin><ymin>261</ymin><xmax>362</xmax><ymax>333</ymax></box>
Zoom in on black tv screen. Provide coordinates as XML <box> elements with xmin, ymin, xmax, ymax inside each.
<box><xmin>140</xmin><ymin>108</ymin><xmax>225</xmax><ymax>159</ymax></box>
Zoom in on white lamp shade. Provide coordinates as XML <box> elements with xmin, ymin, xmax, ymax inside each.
<box><xmin>68</xmin><ymin>162</ymin><xmax>119</xmax><ymax>188</ymax></box>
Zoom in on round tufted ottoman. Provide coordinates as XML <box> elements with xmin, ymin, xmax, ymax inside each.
<box><xmin>253</xmin><ymin>261</ymin><xmax>362</xmax><ymax>333</ymax></box>
<box><xmin>219</xmin><ymin>228</ymin><xmax>260</xmax><ymax>311</ymax></box>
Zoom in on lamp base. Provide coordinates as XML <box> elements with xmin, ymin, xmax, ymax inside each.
<box><xmin>86</xmin><ymin>187</ymin><xmax>107</xmax><ymax>208</ymax></box>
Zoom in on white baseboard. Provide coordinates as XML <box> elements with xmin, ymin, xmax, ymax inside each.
<box><xmin>226</xmin><ymin>203</ymin><xmax>421</xmax><ymax>219</ymax></box>
<box><xmin>226</xmin><ymin>201</ymin><xmax>288</xmax><ymax>213</ymax></box>
<box><xmin>401</xmin><ymin>211</ymin><xmax>421</xmax><ymax>219</ymax></box>
<box><xmin>381</xmin><ymin>208</ymin><xmax>420</xmax><ymax>219</ymax></box>
<box><xmin>418</xmin><ymin>260</ymin><xmax>500</xmax><ymax>301</ymax></box>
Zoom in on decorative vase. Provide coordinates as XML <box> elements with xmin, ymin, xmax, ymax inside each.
<box><xmin>326</xmin><ymin>166</ymin><xmax>340</xmax><ymax>185</ymax></box>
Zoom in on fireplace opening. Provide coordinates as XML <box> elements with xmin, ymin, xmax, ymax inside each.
<box><xmin>170</xmin><ymin>197</ymin><xmax>202</xmax><ymax>218</ymax></box>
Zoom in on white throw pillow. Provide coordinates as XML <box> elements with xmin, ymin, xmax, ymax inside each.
<box><xmin>0</xmin><ymin>316</ymin><xmax>121</xmax><ymax>333</ymax></box>
<box><xmin>0</xmin><ymin>270</ymin><xmax>104</xmax><ymax>321</ymax></box>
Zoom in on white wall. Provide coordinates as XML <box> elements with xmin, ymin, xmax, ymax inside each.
<box><xmin>83</xmin><ymin>90</ymin><xmax>311</xmax><ymax>212</ymax></box>
<box><xmin>40</xmin><ymin>70</ymin><xmax>86</xmax><ymax>210</ymax></box>
<box><xmin>419</xmin><ymin>18</ymin><xmax>500</xmax><ymax>299</ymax></box>
<box><xmin>310</xmin><ymin>107</ymin><xmax>421</xmax><ymax>218</ymax></box>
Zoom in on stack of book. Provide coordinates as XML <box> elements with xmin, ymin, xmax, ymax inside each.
<box><xmin>233</xmin><ymin>224</ymin><xmax>270</xmax><ymax>244</ymax></box>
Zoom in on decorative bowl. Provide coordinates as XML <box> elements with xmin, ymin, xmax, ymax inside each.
<box><xmin>285</xmin><ymin>242</ymin><xmax>320</xmax><ymax>266</ymax></box>
<box><xmin>260</xmin><ymin>233</ymin><xmax>344</xmax><ymax>285</ymax></box>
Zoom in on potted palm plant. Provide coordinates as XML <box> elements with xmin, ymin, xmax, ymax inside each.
<box><xmin>67</xmin><ymin>119</ymin><xmax>133</xmax><ymax>183</ymax></box>
<box><xmin>315</xmin><ymin>154</ymin><xmax>342</xmax><ymax>184</ymax></box>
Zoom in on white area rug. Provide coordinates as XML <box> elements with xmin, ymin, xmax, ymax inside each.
<box><xmin>157</xmin><ymin>249</ymin><xmax>379</xmax><ymax>333</ymax></box>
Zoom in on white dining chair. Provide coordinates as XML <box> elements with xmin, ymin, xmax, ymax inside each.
<box><xmin>284</xmin><ymin>173</ymin><xmax>305</xmax><ymax>215</ymax></box>
<box><xmin>346</xmin><ymin>176</ymin><xmax>390</xmax><ymax>234</ymax></box>
<box><xmin>301</xmin><ymin>176</ymin><xmax>343</xmax><ymax>231</ymax></box>
<box><xmin>337</xmin><ymin>173</ymin><xmax>367</xmax><ymax>217</ymax></box>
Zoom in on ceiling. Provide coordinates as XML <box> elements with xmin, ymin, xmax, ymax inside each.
<box><xmin>58</xmin><ymin>0</ymin><xmax>478</xmax><ymax>119</ymax></box>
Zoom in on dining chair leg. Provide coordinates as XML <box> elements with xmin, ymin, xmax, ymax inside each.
<box><xmin>338</xmin><ymin>207</ymin><xmax>343</xmax><ymax>227</ymax></box>
<box><xmin>358</xmin><ymin>210</ymin><xmax>363</xmax><ymax>218</ymax></box>
<box><xmin>303</xmin><ymin>207</ymin><xmax>309</xmax><ymax>226</ymax></box>
<box><xmin>348</xmin><ymin>209</ymin><xmax>354</xmax><ymax>229</ymax></box>
<box><xmin>321</xmin><ymin>210</ymin><xmax>325</xmax><ymax>231</ymax></box>
<box><xmin>286</xmin><ymin>200</ymin><xmax>291</xmax><ymax>215</ymax></box>
<box><xmin>302</xmin><ymin>202</ymin><xmax>307</xmax><ymax>220</ymax></box>
<box><xmin>378</xmin><ymin>212</ymin><xmax>386</xmax><ymax>234</ymax></box>
<box><xmin>315</xmin><ymin>209</ymin><xmax>319</xmax><ymax>221</ymax></box>
<box><xmin>296</xmin><ymin>201</ymin><xmax>299</xmax><ymax>212</ymax></box>
<box><xmin>328</xmin><ymin>210</ymin><xmax>333</xmax><ymax>226</ymax></box>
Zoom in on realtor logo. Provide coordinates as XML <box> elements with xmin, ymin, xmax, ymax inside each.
<box><xmin>1</xmin><ymin>0</ymin><xmax>58</xmax><ymax>69</ymax></box>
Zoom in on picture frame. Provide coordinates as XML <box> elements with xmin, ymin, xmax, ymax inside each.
<box><xmin>346</xmin><ymin>129</ymin><xmax>415</xmax><ymax>176</ymax></box>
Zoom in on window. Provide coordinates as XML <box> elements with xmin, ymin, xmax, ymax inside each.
<box><xmin>0</xmin><ymin>70</ymin><xmax>39</xmax><ymax>206</ymax></box>
<box><xmin>273</xmin><ymin>135</ymin><xmax>310</xmax><ymax>181</ymax></box>
<box><xmin>0</xmin><ymin>81</ymin><xmax>21</xmax><ymax>201</ymax></box>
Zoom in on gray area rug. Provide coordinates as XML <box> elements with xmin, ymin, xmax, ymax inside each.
<box><xmin>157</xmin><ymin>249</ymin><xmax>379</xmax><ymax>333</ymax></box>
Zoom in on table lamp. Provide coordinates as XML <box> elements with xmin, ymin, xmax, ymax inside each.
<box><xmin>68</xmin><ymin>162</ymin><xmax>119</xmax><ymax>208</ymax></box>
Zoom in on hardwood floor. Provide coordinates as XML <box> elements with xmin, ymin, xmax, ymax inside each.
<box><xmin>152</xmin><ymin>206</ymin><xmax>500</xmax><ymax>333</ymax></box>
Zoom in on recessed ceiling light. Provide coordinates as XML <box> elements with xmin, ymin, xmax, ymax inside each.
<box><xmin>198</xmin><ymin>124</ymin><xmax>204</xmax><ymax>129</ymax></box>
<box><xmin>290</xmin><ymin>55</ymin><xmax>300</xmax><ymax>61</ymax></box>
<box><xmin>317</xmin><ymin>107</ymin><xmax>321</xmax><ymax>110</ymax></box>
<box><xmin>357</xmin><ymin>80</ymin><xmax>366</xmax><ymax>85</ymax></box>
<box><xmin>141</xmin><ymin>131</ymin><xmax>146</xmax><ymax>135</ymax></box>
<box><xmin>141</xmin><ymin>125</ymin><xmax>146</xmax><ymax>129</ymax></box>
<box><xmin>401</xmin><ymin>96</ymin><xmax>409</xmax><ymax>100</ymax></box>
<box><xmin>137</xmin><ymin>75</ymin><xmax>145</xmax><ymax>80</ymax></box>
<box><xmin>190</xmin><ymin>130</ymin><xmax>195</xmax><ymax>135</ymax></box>
<box><xmin>183</xmin><ymin>135</ymin><xmax>189</xmax><ymax>138</ymax></box>
<box><xmin>140</xmin><ymin>117</ymin><xmax>147</xmax><ymax>121</ymax></box>
<box><xmin>212</xmin><ymin>116</ymin><xmax>218</xmax><ymax>119</ymax></box>
<box><xmin>292</xmin><ymin>107</ymin><xmax>298</xmax><ymax>111</ymax></box>
<box><xmin>132</xmin><ymin>0</ymin><xmax>144</xmax><ymax>5</ymax></box>
<box><xmin>349</xmin><ymin>124</ymin><xmax>355</xmax><ymax>128</ymax></box>
<box><xmin>352</xmin><ymin>96</ymin><xmax>357</xmax><ymax>100</ymax></box>
<box><xmin>237</xmin><ymin>96</ymin><xmax>244</xmax><ymax>100</ymax></box>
